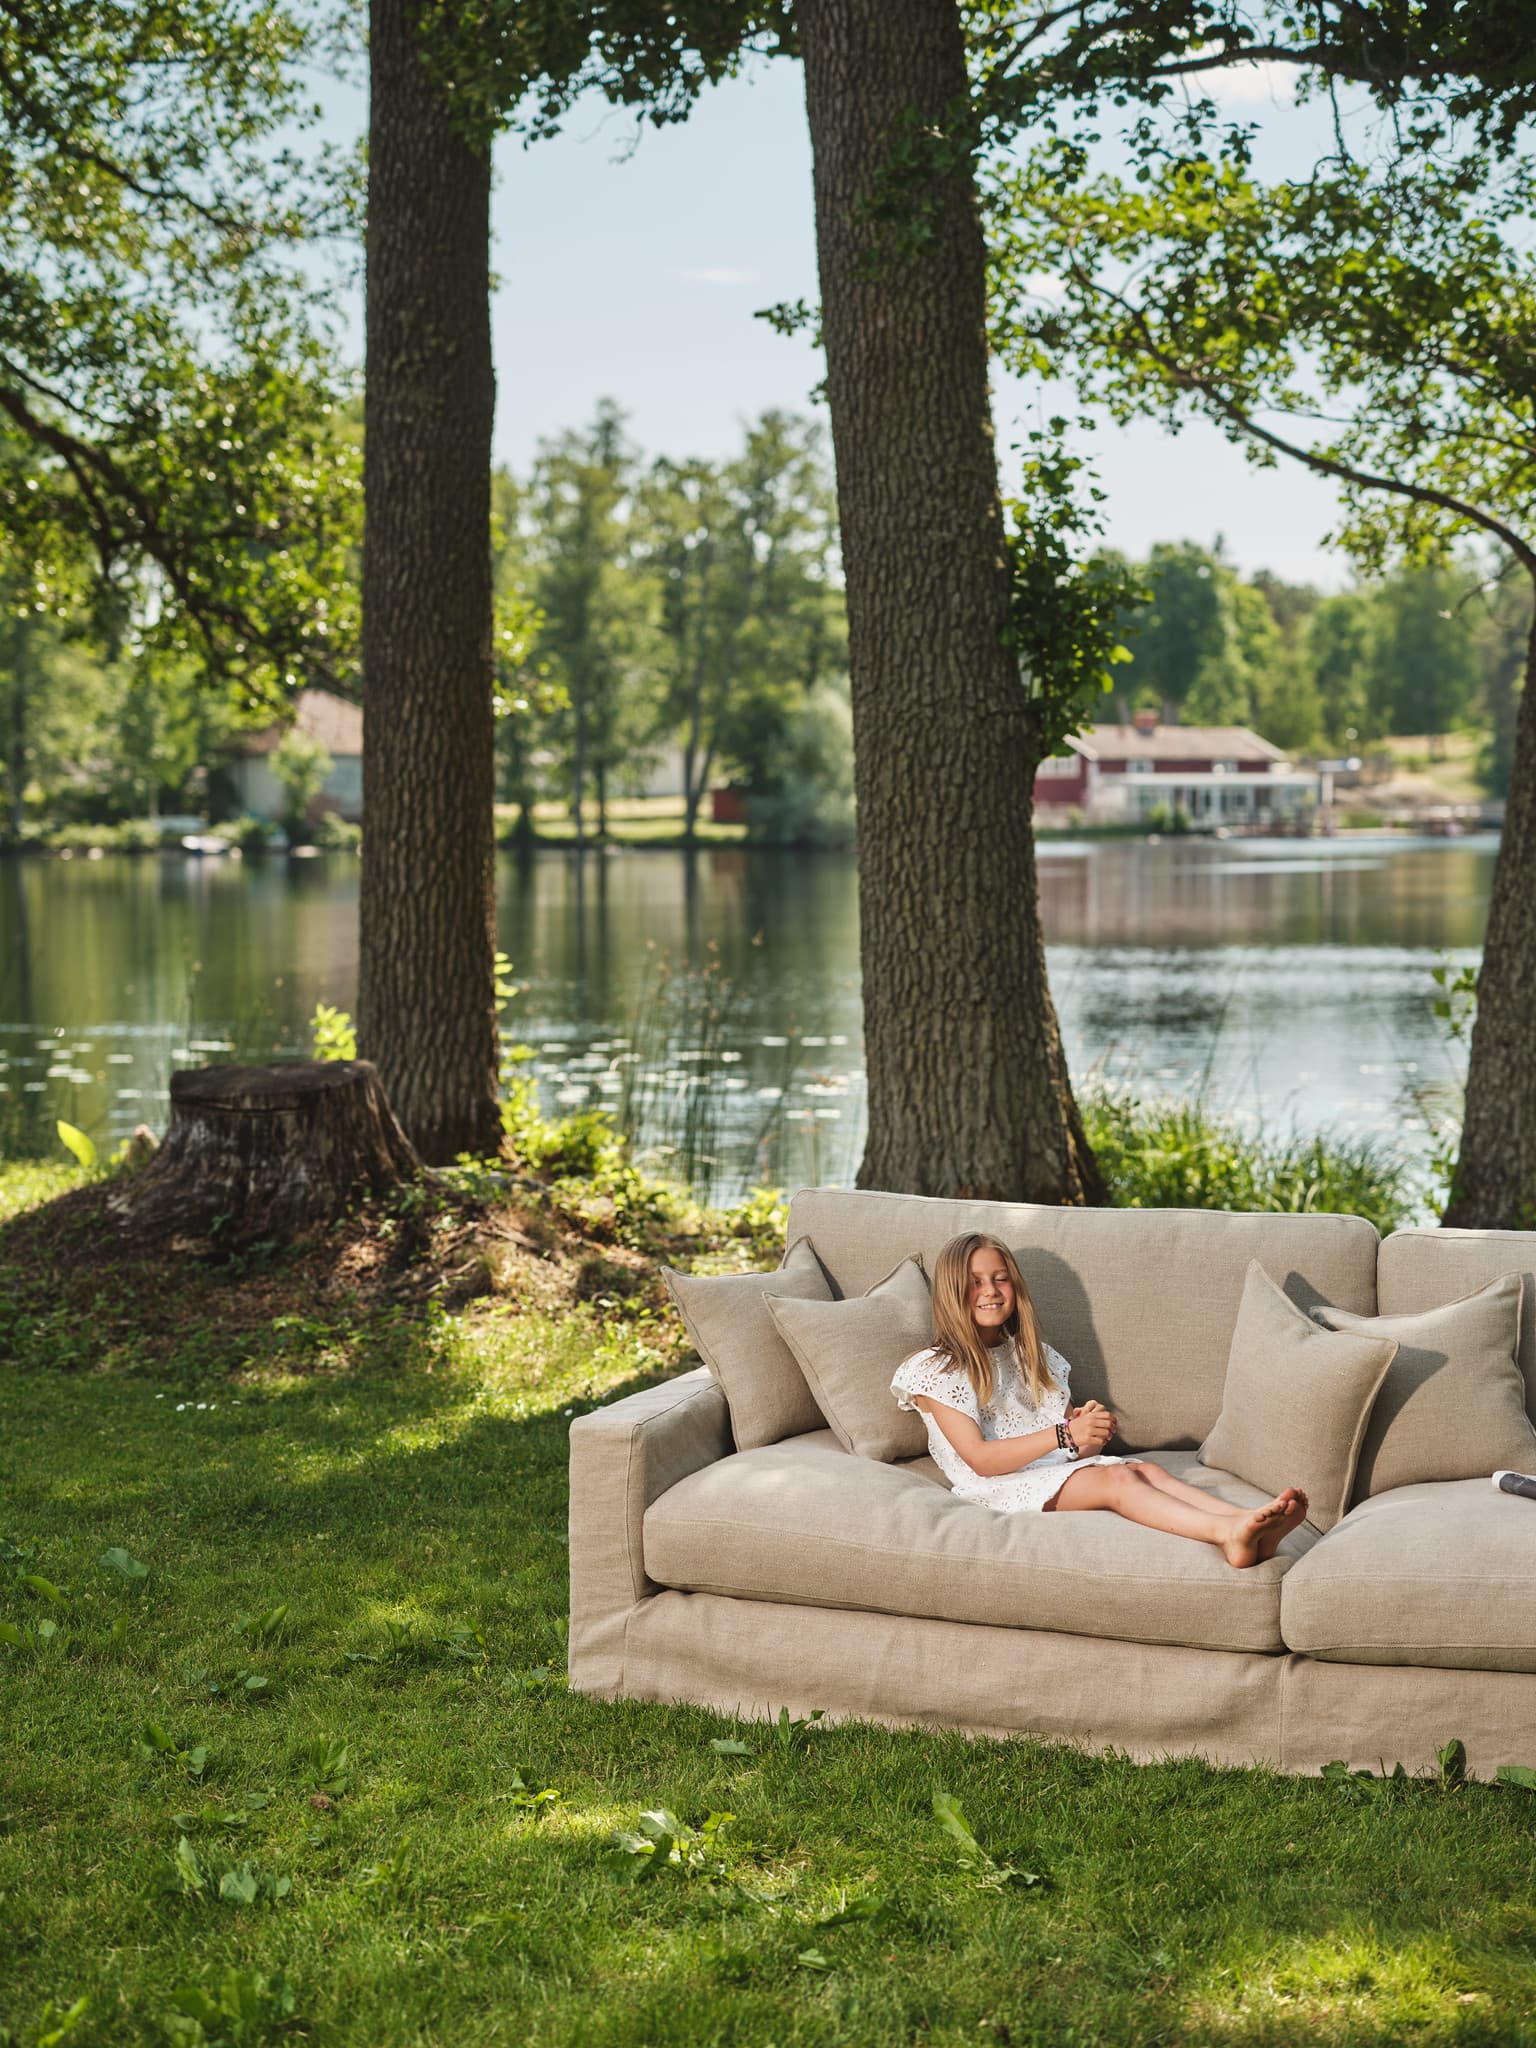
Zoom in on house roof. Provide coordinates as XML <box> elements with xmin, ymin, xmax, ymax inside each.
<box><xmin>1067</xmin><ymin>723</ymin><xmax>1286</xmax><ymax>766</ymax></box>
<box><xmin>236</xmin><ymin>688</ymin><xmax>363</xmax><ymax>759</ymax></box>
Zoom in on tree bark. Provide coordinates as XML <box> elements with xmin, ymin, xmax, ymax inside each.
<box><xmin>109</xmin><ymin>1061</ymin><xmax>419</xmax><ymax>1239</ymax></box>
<box><xmin>360</xmin><ymin>0</ymin><xmax>502</xmax><ymax>1163</ymax></box>
<box><xmin>797</xmin><ymin>0</ymin><xmax>1102</xmax><ymax>1202</ymax></box>
<box><xmin>1444</xmin><ymin>616</ymin><xmax>1536</xmax><ymax>1227</ymax></box>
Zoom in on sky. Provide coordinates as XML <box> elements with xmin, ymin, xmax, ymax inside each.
<box><xmin>325</xmin><ymin>52</ymin><xmax>1366</xmax><ymax>589</ymax></box>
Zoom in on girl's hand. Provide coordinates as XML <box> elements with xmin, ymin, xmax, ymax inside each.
<box><xmin>1067</xmin><ymin>1400</ymin><xmax>1116</xmax><ymax>1455</ymax></box>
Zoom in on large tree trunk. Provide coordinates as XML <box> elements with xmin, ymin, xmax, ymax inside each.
<box><xmin>8</xmin><ymin>616</ymin><xmax>27</xmax><ymax>841</ymax></box>
<box><xmin>1444</xmin><ymin>618</ymin><xmax>1536</xmax><ymax>1227</ymax></box>
<box><xmin>360</xmin><ymin>0</ymin><xmax>502</xmax><ymax>1163</ymax></box>
<box><xmin>797</xmin><ymin>0</ymin><xmax>1102</xmax><ymax>1202</ymax></box>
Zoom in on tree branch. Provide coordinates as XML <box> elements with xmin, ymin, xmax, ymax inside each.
<box><xmin>1073</xmin><ymin>263</ymin><xmax>1536</xmax><ymax>574</ymax></box>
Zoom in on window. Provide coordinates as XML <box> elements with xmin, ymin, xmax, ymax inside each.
<box><xmin>1038</xmin><ymin>755</ymin><xmax>1079</xmax><ymax>778</ymax></box>
<box><xmin>1126</xmin><ymin>759</ymin><xmax>1154</xmax><ymax>777</ymax></box>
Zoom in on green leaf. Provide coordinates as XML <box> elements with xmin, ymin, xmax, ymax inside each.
<box><xmin>796</xmin><ymin>1948</ymin><xmax>833</xmax><ymax>1971</ymax></box>
<box><xmin>709</xmin><ymin>1737</ymin><xmax>754</xmax><ymax>1756</ymax></box>
<box><xmin>172</xmin><ymin>1835</ymin><xmax>207</xmax><ymax>1894</ymax></box>
<box><xmin>218</xmin><ymin>1865</ymin><xmax>259</xmax><ymax>1905</ymax></box>
<box><xmin>932</xmin><ymin>1790</ymin><xmax>984</xmax><ymax>1858</ymax></box>
<box><xmin>56</xmin><ymin>1120</ymin><xmax>97</xmax><ymax>1170</ymax></box>
<box><xmin>20</xmin><ymin>1574</ymin><xmax>66</xmax><ymax>1605</ymax></box>
<box><xmin>0</xmin><ymin>1621</ymin><xmax>24</xmax><ymax>1649</ymax></box>
<box><xmin>1437</xmin><ymin>1737</ymin><xmax>1467</xmax><ymax>1790</ymax></box>
<box><xmin>33</xmin><ymin>1997</ymin><xmax>90</xmax><ymax>2048</ymax></box>
<box><xmin>98</xmin><ymin>1547</ymin><xmax>149</xmax><ymax>1581</ymax></box>
<box><xmin>233</xmin><ymin>1604</ymin><xmax>288</xmax><ymax>1644</ymax></box>
<box><xmin>1497</xmin><ymin>1764</ymin><xmax>1536</xmax><ymax>1792</ymax></box>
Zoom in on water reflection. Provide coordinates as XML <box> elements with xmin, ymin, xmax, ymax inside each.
<box><xmin>4</xmin><ymin>835</ymin><xmax>1494</xmax><ymax>1191</ymax></box>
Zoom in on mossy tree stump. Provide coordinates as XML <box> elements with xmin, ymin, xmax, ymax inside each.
<box><xmin>109</xmin><ymin>1060</ymin><xmax>421</xmax><ymax>1240</ymax></box>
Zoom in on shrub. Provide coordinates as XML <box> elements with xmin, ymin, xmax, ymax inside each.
<box><xmin>311</xmin><ymin>811</ymin><xmax>361</xmax><ymax>851</ymax></box>
<box><xmin>1083</xmin><ymin>1086</ymin><xmax>1415</xmax><ymax>1235</ymax></box>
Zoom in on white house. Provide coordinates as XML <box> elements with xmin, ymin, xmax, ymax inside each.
<box><xmin>229</xmin><ymin>689</ymin><xmax>364</xmax><ymax>822</ymax></box>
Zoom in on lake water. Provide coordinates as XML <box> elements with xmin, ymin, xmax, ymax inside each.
<box><xmin>4</xmin><ymin>834</ymin><xmax>1494</xmax><ymax>1197</ymax></box>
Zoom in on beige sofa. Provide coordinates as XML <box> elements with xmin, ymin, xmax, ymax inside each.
<box><xmin>568</xmin><ymin>1188</ymin><xmax>1536</xmax><ymax>1778</ymax></box>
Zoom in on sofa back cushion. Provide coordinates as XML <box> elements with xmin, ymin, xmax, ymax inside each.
<box><xmin>766</xmin><ymin>1256</ymin><xmax>933</xmax><ymax>1462</ymax></box>
<box><xmin>1314</xmin><ymin>1273</ymin><xmax>1536</xmax><ymax>1500</ymax></box>
<box><xmin>1378</xmin><ymin>1229</ymin><xmax>1536</xmax><ymax>1425</ymax></box>
<box><xmin>785</xmin><ymin>1189</ymin><xmax>1380</xmax><ymax>1449</ymax></box>
<box><xmin>1199</xmin><ymin>1261</ymin><xmax>1398</xmax><ymax>1531</ymax></box>
<box><xmin>662</xmin><ymin>1235</ymin><xmax>833</xmax><ymax>1450</ymax></box>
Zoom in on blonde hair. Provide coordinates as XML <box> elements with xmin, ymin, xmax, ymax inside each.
<box><xmin>929</xmin><ymin>1232</ymin><xmax>1052</xmax><ymax>1407</ymax></box>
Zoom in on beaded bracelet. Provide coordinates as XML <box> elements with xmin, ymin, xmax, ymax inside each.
<box><xmin>1056</xmin><ymin>1421</ymin><xmax>1080</xmax><ymax>1460</ymax></box>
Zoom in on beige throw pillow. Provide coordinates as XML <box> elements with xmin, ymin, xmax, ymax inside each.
<box><xmin>662</xmin><ymin>1236</ymin><xmax>833</xmax><ymax>1451</ymax></box>
<box><xmin>1198</xmin><ymin>1261</ymin><xmax>1398</xmax><ymax>1531</ymax></box>
<box><xmin>1312</xmin><ymin>1272</ymin><xmax>1535</xmax><ymax>1501</ymax></box>
<box><xmin>765</xmin><ymin>1256</ymin><xmax>934</xmax><ymax>1462</ymax></box>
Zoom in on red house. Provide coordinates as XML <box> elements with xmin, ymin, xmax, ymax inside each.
<box><xmin>1034</xmin><ymin>713</ymin><xmax>1317</xmax><ymax>827</ymax></box>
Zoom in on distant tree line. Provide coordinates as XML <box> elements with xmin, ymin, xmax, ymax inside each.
<box><xmin>1106</xmin><ymin>542</ymin><xmax>1530</xmax><ymax>788</ymax></box>
<box><xmin>6</xmin><ymin>435</ymin><xmax>1527</xmax><ymax>836</ymax></box>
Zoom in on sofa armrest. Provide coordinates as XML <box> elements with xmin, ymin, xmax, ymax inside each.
<box><xmin>568</xmin><ymin>1366</ymin><xmax>733</xmax><ymax>1697</ymax></box>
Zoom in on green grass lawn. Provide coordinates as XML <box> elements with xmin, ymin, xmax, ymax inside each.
<box><xmin>3</xmin><ymin>1160</ymin><xmax>1534</xmax><ymax>2047</ymax></box>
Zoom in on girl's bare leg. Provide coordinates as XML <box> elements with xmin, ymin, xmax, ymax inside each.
<box><xmin>1050</xmin><ymin>1464</ymin><xmax>1304</xmax><ymax>1567</ymax></box>
<box><xmin>1128</xmin><ymin>1464</ymin><xmax>1309</xmax><ymax>1557</ymax></box>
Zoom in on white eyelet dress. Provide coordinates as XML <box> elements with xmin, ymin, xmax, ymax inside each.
<box><xmin>891</xmin><ymin>1339</ymin><xmax>1136</xmax><ymax>1513</ymax></box>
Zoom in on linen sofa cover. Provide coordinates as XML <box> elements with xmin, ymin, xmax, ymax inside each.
<box><xmin>1280</xmin><ymin>1477</ymin><xmax>1536</xmax><ymax>1673</ymax></box>
<box><xmin>1378</xmin><ymin>1227</ymin><xmax>1536</xmax><ymax>1417</ymax></box>
<box><xmin>786</xmin><ymin>1190</ymin><xmax>1380</xmax><ymax>1450</ymax></box>
<box><xmin>644</xmin><ymin>1435</ymin><xmax>1312</xmax><ymax>1655</ymax></box>
<box><xmin>624</xmin><ymin>1591</ymin><xmax>1291</xmax><ymax>1766</ymax></box>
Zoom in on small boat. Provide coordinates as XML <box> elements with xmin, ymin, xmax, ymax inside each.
<box><xmin>180</xmin><ymin>834</ymin><xmax>232</xmax><ymax>856</ymax></box>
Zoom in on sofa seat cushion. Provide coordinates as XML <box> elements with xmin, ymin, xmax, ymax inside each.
<box><xmin>644</xmin><ymin>1437</ymin><xmax>1312</xmax><ymax>1655</ymax></box>
<box><xmin>1280</xmin><ymin>1479</ymin><xmax>1536</xmax><ymax>1672</ymax></box>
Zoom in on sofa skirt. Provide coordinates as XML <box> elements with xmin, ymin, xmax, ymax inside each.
<box><xmin>613</xmin><ymin>1589</ymin><xmax>1536</xmax><ymax>1779</ymax></box>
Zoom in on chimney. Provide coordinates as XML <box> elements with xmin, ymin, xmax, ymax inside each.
<box><xmin>1133</xmin><ymin>707</ymin><xmax>1159</xmax><ymax>735</ymax></box>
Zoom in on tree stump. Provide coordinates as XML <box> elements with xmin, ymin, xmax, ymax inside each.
<box><xmin>109</xmin><ymin>1060</ymin><xmax>421</xmax><ymax>1240</ymax></box>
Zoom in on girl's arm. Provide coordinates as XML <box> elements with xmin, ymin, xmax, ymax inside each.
<box><xmin>912</xmin><ymin>1395</ymin><xmax>1115</xmax><ymax>1478</ymax></box>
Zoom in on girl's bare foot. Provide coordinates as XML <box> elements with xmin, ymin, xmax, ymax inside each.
<box><xmin>1221</xmin><ymin>1491</ymin><xmax>1303</xmax><ymax>1569</ymax></box>
<box><xmin>1256</xmin><ymin>1486</ymin><xmax>1309</xmax><ymax>1561</ymax></box>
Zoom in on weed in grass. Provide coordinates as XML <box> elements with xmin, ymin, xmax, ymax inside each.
<box><xmin>16</xmin><ymin>1571</ymin><xmax>66</xmax><ymax>1605</ymax></box>
<box><xmin>290</xmin><ymin>1735</ymin><xmax>351</xmax><ymax>1797</ymax></box>
<box><xmin>1320</xmin><ymin>1737</ymin><xmax>1470</xmax><ymax>1805</ymax></box>
<box><xmin>165</xmin><ymin>1833</ymin><xmax>292</xmax><ymax>1905</ymax></box>
<box><xmin>500</xmin><ymin>1766</ymin><xmax>562</xmax><ymax>1820</ymax></box>
<box><xmin>769</xmin><ymin>1705</ymin><xmax>825</xmax><ymax>1752</ymax></box>
<box><xmin>0</xmin><ymin>1614</ymin><xmax>65</xmax><ymax>1653</ymax></box>
<box><xmin>96</xmin><ymin>1545</ymin><xmax>149</xmax><ymax>1581</ymax></box>
<box><xmin>603</xmin><ymin>1806</ymin><xmax>742</xmax><ymax>1884</ymax></box>
<box><xmin>160</xmin><ymin>1965</ymin><xmax>296</xmax><ymax>2048</ymax></box>
<box><xmin>185</xmin><ymin>1665</ymin><xmax>271</xmax><ymax>1702</ymax></box>
<box><xmin>0</xmin><ymin>1995</ymin><xmax>91</xmax><ymax>2048</ymax></box>
<box><xmin>139</xmin><ymin>1723</ymin><xmax>211</xmax><ymax>1780</ymax></box>
<box><xmin>232</xmin><ymin>1604</ymin><xmax>289</xmax><ymax>1646</ymax></box>
<box><xmin>932</xmin><ymin>1790</ymin><xmax>1049</xmax><ymax>1891</ymax></box>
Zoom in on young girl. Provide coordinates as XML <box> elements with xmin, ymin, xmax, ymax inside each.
<box><xmin>892</xmin><ymin>1232</ymin><xmax>1309</xmax><ymax>1568</ymax></box>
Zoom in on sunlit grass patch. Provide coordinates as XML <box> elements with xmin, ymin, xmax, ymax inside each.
<box><xmin>1185</xmin><ymin>1930</ymin><xmax>1487</xmax><ymax>2041</ymax></box>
